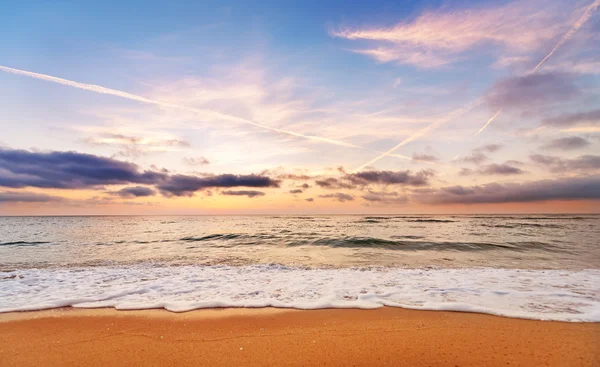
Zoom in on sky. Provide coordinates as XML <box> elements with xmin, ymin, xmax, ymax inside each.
<box><xmin>0</xmin><ymin>0</ymin><xmax>599</xmax><ymax>215</ymax></box>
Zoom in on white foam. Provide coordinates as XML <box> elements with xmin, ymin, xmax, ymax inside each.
<box><xmin>1</xmin><ymin>265</ymin><xmax>599</xmax><ymax>322</ymax></box>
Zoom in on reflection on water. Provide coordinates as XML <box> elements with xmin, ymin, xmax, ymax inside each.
<box><xmin>0</xmin><ymin>215</ymin><xmax>598</xmax><ymax>270</ymax></box>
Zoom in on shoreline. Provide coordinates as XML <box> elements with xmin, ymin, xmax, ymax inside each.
<box><xmin>1</xmin><ymin>307</ymin><xmax>598</xmax><ymax>366</ymax></box>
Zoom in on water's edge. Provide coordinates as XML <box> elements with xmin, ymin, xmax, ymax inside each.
<box><xmin>2</xmin><ymin>265</ymin><xmax>598</xmax><ymax>322</ymax></box>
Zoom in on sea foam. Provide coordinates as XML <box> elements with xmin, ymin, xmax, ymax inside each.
<box><xmin>1</xmin><ymin>265</ymin><xmax>599</xmax><ymax>322</ymax></box>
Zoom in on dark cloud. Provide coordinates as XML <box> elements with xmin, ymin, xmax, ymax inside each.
<box><xmin>158</xmin><ymin>174</ymin><xmax>280</xmax><ymax>197</ymax></box>
<box><xmin>298</xmin><ymin>183</ymin><xmax>311</xmax><ymax>189</ymax></box>
<box><xmin>0</xmin><ymin>148</ymin><xmax>279</xmax><ymax>198</ymax></box>
<box><xmin>459</xmin><ymin>163</ymin><xmax>525</xmax><ymax>176</ymax></box>
<box><xmin>289</xmin><ymin>189</ymin><xmax>303</xmax><ymax>194</ymax></box>
<box><xmin>345</xmin><ymin>170</ymin><xmax>433</xmax><ymax>186</ymax></box>
<box><xmin>541</xmin><ymin>136</ymin><xmax>590</xmax><ymax>151</ymax></box>
<box><xmin>305</xmin><ymin>198</ymin><xmax>314</xmax><ymax>202</ymax></box>
<box><xmin>530</xmin><ymin>154</ymin><xmax>600</xmax><ymax>173</ymax></box>
<box><xmin>411</xmin><ymin>153</ymin><xmax>438</xmax><ymax>162</ymax></box>
<box><xmin>182</xmin><ymin>156</ymin><xmax>210</xmax><ymax>166</ymax></box>
<box><xmin>485</xmin><ymin>72</ymin><xmax>578</xmax><ymax>111</ymax></box>
<box><xmin>319</xmin><ymin>193</ymin><xmax>354</xmax><ymax>202</ymax></box>
<box><xmin>315</xmin><ymin>177</ymin><xmax>356</xmax><ymax>189</ymax></box>
<box><xmin>0</xmin><ymin>191</ymin><xmax>64</xmax><ymax>203</ymax></box>
<box><xmin>542</xmin><ymin>109</ymin><xmax>600</xmax><ymax>127</ymax></box>
<box><xmin>110</xmin><ymin>186</ymin><xmax>156</xmax><ymax>198</ymax></box>
<box><xmin>220</xmin><ymin>190</ymin><xmax>265</xmax><ymax>198</ymax></box>
<box><xmin>0</xmin><ymin>148</ymin><xmax>165</xmax><ymax>189</ymax></box>
<box><xmin>419</xmin><ymin>176</ymin><xmax>600</xmax><ymax>204</ymax></box>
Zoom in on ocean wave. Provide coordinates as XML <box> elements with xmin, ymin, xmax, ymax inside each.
<box><xmin>405</xmin><ymin>219</ymin><xmax>457</xmax><ymax>223</ymax></box>
<box><xmin>0</xmin><ymin>241</ymin><xmax>51</xmax><ymax>247</ymax></box>
<box><xmin>172</xmin><ymin>233</ymin><xmax>566</xmax><ymax>253</ymax></box>
<box><xmin>1</xmin><ymin>265</ymin><xmax>598</xmax><ymax>322</ymax></box>
<box><xmin>288</xmin><ymin>236</ymin><xmax>563</xmax><ymax>252</ymax></box>
<box><xmin>480</xmin><ymin>223</ymin><xmax>563</xmax><ymax>229</ymax></box>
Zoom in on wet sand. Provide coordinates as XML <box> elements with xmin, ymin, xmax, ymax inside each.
<box><xmin>1</xmin><ymin>307</ymin><xmax>598</xmax><ymax>366</ymax></box>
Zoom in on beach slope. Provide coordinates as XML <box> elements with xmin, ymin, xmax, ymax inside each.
<box><xmin>1</xmin><ymin>307</ymin><xmax>598</xmax><ymax>366</ymax></box>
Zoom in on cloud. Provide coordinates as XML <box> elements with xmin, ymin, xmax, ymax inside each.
<box><xmin>315</xmin><ymin>177</ymin><xmax>356</xmax><ymax>189</ymax></box>
<box><xmin>331</xmin><ymin>0</ymin><xmax>572</xmax><ymax>68</ymax></box>
<box><xmin>542</xmin><ymin>109</ymin><xmax>600</xmax><ymax>127</ymax></box>
<box><xmin>541</xmin><ymin>136</ymin><xmax>590</xmax><ymax>150</ymax></box>
<box><xmin>485</xmin><ymin>72</ymin><xmax>579</xmax><ymax>111</ymax></box>
<box><xmin>0</xmin><ymin>191</ymin><xmax>64</xmax><ymax>203</ymax></box>
<box><xmin>361</xmin><ymin>190</ymin><xmax>408</xmax><ymax>204</ymax></box>
<box><xmin>305</xmin><ymin>198</ymin><xmax>314</xmax><ymax>202</ymax></box>
<box><xmin>182</xmin><ymin>156</ymin><xmax>210</xmax><ymax>166</ymax></box>
<box><xmin>289</xmin><ymin>189</ymin><xmax>303</xmax><ymax>194</ymax></box>
<box><xmin>418</xmin><ymin>176</ymin><xmax>600</xmax><ymax>204</ymax></box>
<box><xmin>411</xmin><ymin>153</ymin><xmax>438</xmax><ymax>162</ymax></box>
<box><xmin>345</xmin><ymin>170</ymin><xmax>433</xmax><ymax>186</ymax></box>
<box><xmin>158</xmin><ymin>174</ymin><xmax>280</xmax><ymax>197</ymax></box>
<box><xmin>457</xmin><ymin>144</ymin><xmax>504</xmax><ymax>165</ymax></box>
<box><xmin>86</xmin><ymin>133</ymin><xmax>190</xmax><ymax>158</ymax></box>
<box><xmin>0</xmin><ymin>65</ymin><xmax>357</xmax><ymax>149</ymax></box>
<box><xmin>298</xmin><ymin>183</ymin><xmax>311</xmax><ymax>189</ymax></box>
<box><xmin>459</xmin><ymin>163</ymin><xmax>526</xmax><ymax>176</ymax></box>
<box><xmin>530</xmin><ymin>154</ymin><xmax>600</xmax><ymax>172</ymax></box>
<box><xmin>478</xmin><ymin>144</ymin><xmax>503</xmax><ymax>153</ymax></box>
<box><xmin>0</xmin><ymin>148</ymin><xmax>279</xmax><ymax>197</ymax></box>
<box><xmin>110</xmin><ymin>186</ymin><xmax>156</xmax><ymax>198</ymax></box>
<box><xmin>221</xmin><ymin>190</ymin><xmax>265</xmax><ymax>198</ymax></box>
<box><xmin>0</xmin><ymin>148</ymin><xmax>164</xmax><ymax>189</ymax></box>
<box><xmin>319</xmin><ymin>193</ymin><xmax>354</xmax><ymax>202</ymax></box>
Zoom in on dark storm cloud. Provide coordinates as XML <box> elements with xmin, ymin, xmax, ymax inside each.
<box><xmin>319</xmin><ymin>193</ymin><xmax>354</xmax><ymax>202</ymax></box>
<box><xmin>485</xmin><ymin>72</ymin><xmax>578</xmax><ymax>111</ymax></box>
<box><xmin>0</xmin><ymin>191</ymin><xmax>64</xmax><ymax>203</ymax></box>
<box><xmin>158</xmin><ymin>174</ymin><xmax>280</xmax><ymax>197</ymax></box>
<box><xmin>411</xmin><ymin>153</ymin><xmax>438</xmax><ymax>162</ymax></box>
<box><xmin>541</xmin><ymin>136</ymin><xmax>590</xmax><ymax>151</ymax></box>
<box><xmin>345</xmin><ymin>170</ymin><xmax>433</xmax><ymax>186</ymax></box>
<box><xmin>0</xmin><ymin>148</ymin><xmax>279</xmax><ymax>197</ymax></box>
<box><xmin>530</xmin><ymin>154</ymin><xmax>600</xmax><ymax>173</ymax></box>
<box><xmin>0</xmin><ymin>148</ymin><xmax>165</xmax><ymax>189</ymax></box>
<box><xmin>419</xmin><ymin>176</ymin><xmax>600</xmax><ymax>204</ymax></box>
<box><xmin>459</xmin><ymin>163</ymin><xmax>525</xmax><ymax>176</ymax></box>
<box><xmin>220</xmin><ymin>190</ymin><xmax>265</xmax><ymax>198</ymax></box>
<box><xmin>110</xmin><ymin>186</ymin><xmax>156</xmax><ymax>198</ymax></box>
<box><xmin>542</xmin><ymin>109</ymin><xmax>600</xmax><ymax>127</ymax></box>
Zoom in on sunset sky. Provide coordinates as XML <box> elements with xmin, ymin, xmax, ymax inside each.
<box><xmin>0</xmin><ymin>0</ymin><xmax>599</xmax><ymax>215</ymax></box>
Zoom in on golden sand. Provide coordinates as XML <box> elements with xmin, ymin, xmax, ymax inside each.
<box><xmin>1</xmin><ymin>307</ymin><xmax>598</xmax><ymax>366</ymax></box>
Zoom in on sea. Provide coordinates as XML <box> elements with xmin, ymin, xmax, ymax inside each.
<box><xmin>1</xmin><ymin>215</ymin><xmax>599</xmax><ymax>321</ymax></box>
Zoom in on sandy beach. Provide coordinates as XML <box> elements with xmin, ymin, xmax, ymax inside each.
<box><xmin>1</xmin><ymin>307</ymin><xmax>598</xmax><ymax>366</ymax></box>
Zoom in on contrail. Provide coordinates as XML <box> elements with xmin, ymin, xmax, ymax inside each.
<box><xmin>476</xmin><ymin>109</ymin><xmax>501</xmax><ymax>136</ymax></box>
<box><xmin>354</xmin><ymin>98</ymin><xmax>484</xmax><ymax>172</ymax></box>
<box><xmin>0</xmin><ymin>65</ymin><xmax>358</xmax><ymax>148</ymax></box>
<box><xmin>532</xmin><ymin>0</ymin><xmax>600</xmax><ymax>73</ymax></box>
<box><xmin>476</xmin><ymin>0</ymin><xmax>600</xmax><ymax>136</ymax></box>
